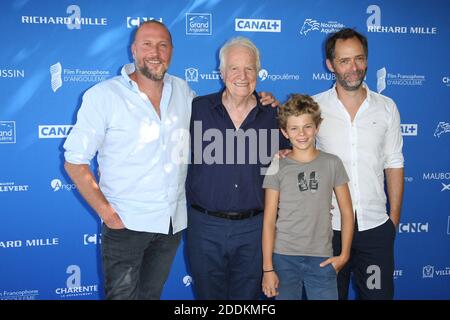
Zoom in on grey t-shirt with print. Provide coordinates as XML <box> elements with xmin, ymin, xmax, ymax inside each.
<box><xmin>263</xmin><ymin>151</ymin><xmax>349</xmax><ymax>257</ymax></box>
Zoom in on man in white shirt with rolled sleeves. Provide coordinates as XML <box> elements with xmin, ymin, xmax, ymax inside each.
<box><xmin>63</xmin><ymin>20</ymin><xmax>195</xmax><ymax>300</ymax></box>
<box><xmin>314</xmin><ymin>28</ymin><xmax>404</xmax><ymax>300</ymax></box>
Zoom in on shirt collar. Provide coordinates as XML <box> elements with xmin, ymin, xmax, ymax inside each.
<box><xmin>211</xmin><ymin>88</ymin><xmax>267</xmax><ymax>112</ymax></box>
<box><xmin>332</xmin><ymin>81</ymin><xmax>372</xmax><ymax>103</ymax></box>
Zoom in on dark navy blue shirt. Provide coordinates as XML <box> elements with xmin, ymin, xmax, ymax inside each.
<box><xmin>186</xmin><ymin>89</ymin><xmax>289</xmax><ymax>212</ymax></box>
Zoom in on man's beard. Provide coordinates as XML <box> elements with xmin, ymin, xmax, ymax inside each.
<box><xmin>136</xmin><ymin>62</ymin><xmax>166</xmax><ymax>81</ymax></box>
<box><xmin>335</xmin><ymin>69</ymin><xmax>366</xmax><ymax>91</ymax></box>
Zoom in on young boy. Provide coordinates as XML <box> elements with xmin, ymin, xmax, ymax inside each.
<box><xmin>262</xmin><ymin>94</ymin><xmax>354</xmax><ymax>300</ymax></box>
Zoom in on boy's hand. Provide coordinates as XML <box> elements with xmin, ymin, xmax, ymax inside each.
<box><xmin>319</xmin><ymin>255</ymin><xmax>349</xmax><ymax>273</ymax></box>
<box><xmin>262</xmin><ymin>272</ymin><xmax>279</xmax><ymax>298</ymax></box>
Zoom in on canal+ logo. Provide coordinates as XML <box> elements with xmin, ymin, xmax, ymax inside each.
<box><xmin>400</xmin><ymin>124</ymin><xmax>418</xmax><ymax>136</ymax></box>
<box><xmin>235</xmin><ymin>18</ymin><xmax>281</xmax><ymax>33</ymax></box>
<box><xmin>38</xmin><ymin>125</ymin><xmax>73</xmax><ymax>139</ymax></box>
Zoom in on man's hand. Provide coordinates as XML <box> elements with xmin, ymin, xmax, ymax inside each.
<box><xmin>272</xmin><ymin>149</ymin><xmax>291</xmax><ymax>160</ymax></box>
<box><xmin>258</xmin><ymin>92</ymin><xmax>280</xmax><ymax>108</ymax></box>
<box><xmin>390</xmin><ymin>215</ymin><xmax>400</xmax><ymax>228</ymax></box>
<box><xmin>104</xmin><ymin>212</ymin><xmax>125</xmax><ymax>230</ymax></box>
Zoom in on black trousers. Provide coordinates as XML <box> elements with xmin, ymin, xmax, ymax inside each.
<box><xmin>101</xmin><ymin>222</ymin><xmax>181</xmax><ymax>300</ymax></box>
<box><xmin>332</xmin><ymin>218</ymin><xmax>396</xmax><ymax>300</ymax></box>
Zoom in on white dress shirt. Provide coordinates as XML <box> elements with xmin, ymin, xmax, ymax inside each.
<box><xmin>314</xmin><ymin>83</ymin><xmax>404</xmax><ymax>231</ymax></box>
<box><xmin>64</xmin><ymin>63</ymin><xmax>195</xmax><ymax>234</ymax></box>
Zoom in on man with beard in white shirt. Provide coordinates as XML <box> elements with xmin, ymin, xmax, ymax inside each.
<box><xmin>313</xmin><ymin>28</ymin><xmax>404</xmax><ymax>300</ymax></box>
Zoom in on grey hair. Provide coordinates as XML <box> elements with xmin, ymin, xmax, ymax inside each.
<box><xmin>219</xmin><ymin>36</ymin><xmax>261</xmax><ymax>72</ymax></box>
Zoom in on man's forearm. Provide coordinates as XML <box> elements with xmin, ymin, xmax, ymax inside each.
<box><xmin>64</xmin><ymin>162</ymin><xmax>120</xmax><ymax>226</ymax></box>
<box><xmin>385</xmin><ymin>167</ymin><xmax>404</xmax><ymax>226</ymax></box>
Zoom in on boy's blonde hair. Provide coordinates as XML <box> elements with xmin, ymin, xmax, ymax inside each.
<box><xmin>278</xmin><ymin>94</ymin><xmax>323</xmax><ymax>130</ymax></box>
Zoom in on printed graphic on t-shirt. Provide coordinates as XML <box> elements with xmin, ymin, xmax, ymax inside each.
<box><xmin>297</xmin><ymin>171</ymin><xmax>318</xmax><ymax>193</ymax></box>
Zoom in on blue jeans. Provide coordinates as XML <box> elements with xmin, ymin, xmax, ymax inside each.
<box><xmin>273</xmin><ymin>253</ymin><xmax>338</xmax><ymax>300</ymax></box>
<box><xmin>101</xmin><ymin>223</ymin><xmax>181</xmax><ymax>300</ymax></box>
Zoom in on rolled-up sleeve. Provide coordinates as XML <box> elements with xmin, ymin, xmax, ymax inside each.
<box><xmin>384</xmin><ymin>100</ymin><xmax>404</xmax><ymax>169</ymax></box>
<box><xmin>63</xmin><ymin>88</ymin><xmax>107</xmax><ymax>165</ymax></box>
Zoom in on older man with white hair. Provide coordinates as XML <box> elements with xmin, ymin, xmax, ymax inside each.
<box><xmin>186</xmin><ymin>37</ymin><xmax>288</xmax><ymax>300</ymax></box>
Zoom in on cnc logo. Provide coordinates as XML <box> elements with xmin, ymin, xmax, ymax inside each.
<box><xmin>443</xmin><ymin>76</ymin><xmax>450</xmax><ymax>87</ymax></box>
<box><xmin>126</xmin><ymin>17</ymin><xmax>163</xmax><ymax>28</ymax></box>
<box><xmin>83</xmin><ymin>233</ymin><xmax>101</xmax><ymax>245</ymax></box>
<box><xmin>398</xmin><ymin>222</ymin><xmax>429</xmax><ymax>233</ymax></box>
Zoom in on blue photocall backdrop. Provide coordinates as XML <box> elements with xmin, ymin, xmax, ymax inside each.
<box><xmin>0</xmin><ymin>0</ymin><xmax>449</xmax><ymax>300</ymax></box>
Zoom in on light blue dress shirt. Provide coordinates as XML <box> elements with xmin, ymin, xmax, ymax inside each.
<box><xmin>64</xmin><ymin>63</ymin><xmax>195</xmax><ymax>234</ymax></box>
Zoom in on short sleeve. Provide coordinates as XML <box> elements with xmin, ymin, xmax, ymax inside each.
<box><xmin>333</xmin><ymin>155</ymin><xmax>349</xmax><ymax>187</ymax></box>
<box><xmin>262</xmin><ymin>158</ymin><xmax>281</xmax><ymax>191</ymax></box>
